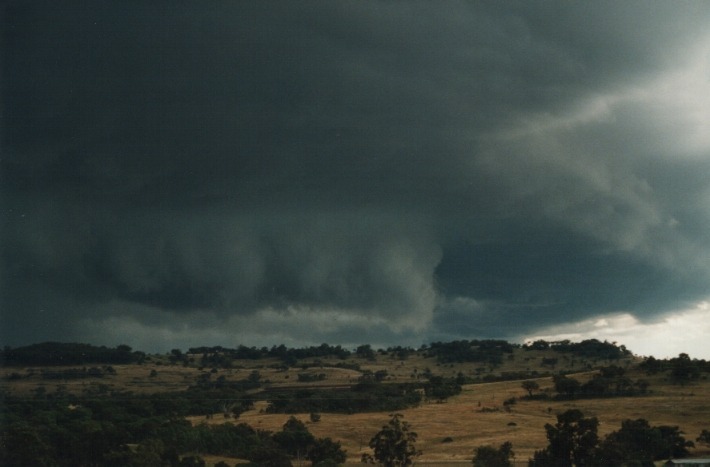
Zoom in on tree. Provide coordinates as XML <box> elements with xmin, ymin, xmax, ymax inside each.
<box><xmin>526</xmin><ymin>340</ymin><xmax>550</xmax><ymax>350</ymax></box>
<box><xmin>529</xmin><ymin>409</ymin><xmax>599</xmax><ymax>467</ymax></box>
<box><xmin>473</xmin><ymin>442</ymin><xmax>514</xmax><ymax>467</ymax></box>
<box><xmin>522</xmin><ymin>380</ymin><xmax>540</xmax><ymax>398</ymax></box>
<box><xmin>130</xmin><ymin>439</ymin><xmax>172</xmax><ymax>466</ymax></box>
<box><xmin>0</xmin><ymin>423</ymin><xmax>54</xmax><ymax>466</ymax></box>
<box><xmin>553</xmin><ymin>375</ymin><xmax>581</xmax><ymax>399</ymax></box>
<box><xmin>356</xmin><ymin>345</ymin><xmax>377</xmax><ymax>361</ymax></box>
<box><xmin>639</xmin><ymin>355</ymin><xmax>663</xmax><ymax>375</ymax></box>
<box><xmin>169</xmin><ymin>349</ymin><xmax>184</xmax><ymax>364</ymax></box>
<box><xmin>597</xmin><ymin>419</ymin><xmax>694</xmax><ymax>465</ymax></box>
<box><xmin>670</xmin><ymin>353</ymin><xmax>700</xmax><ymax>385</ymax></box>
<box><xmin>362</xmin><ymin>413</ymin><xmax>421</xmax><ymax>467</ymax></box>
<box><xmin>308</xmin><ymin>437</ymin><xmax>347</xmax><ymax>465</ymax></box>
<box><xmin>698</xmin><ymin>429</ymin><xmax>710</xmax><ymax>446</ymax></box>
<box><xmin>656</xmin><ymin>425</ymin><xmax>694</xmax><ymax>459</ymax></box>
<box><xmin>273</xmin><ymin>416</ymin><xmax>315</xmax><ymax>460</ymax></box>
<box><xmin>597</xmin><ymin>418</ymin><xmax>659</xmax><ymax>466</ymax></box>
<box><xmin>249</xmin><ymin>446</ymin><xmax>293</xmax><ymax>467</ymax></box>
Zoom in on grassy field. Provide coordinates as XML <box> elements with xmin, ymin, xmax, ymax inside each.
<box><xmin>226</xmin><ymin>374</ymin><xmax>710</xmax><ymax>463</ymax></box>
<box><xmin>2</xmin><ymin>346</ymin><xmax>709</xmax><ymax>464</ymax></box>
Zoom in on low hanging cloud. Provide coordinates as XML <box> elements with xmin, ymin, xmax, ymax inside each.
<box><xmin>524</xmin><ymin>301</ymin><xmax>710</xmax><ymax>359</ymax></box>
<box><xmin>2</xmin><ymin>1</ymin><xmax>710</xmax><ymax>355</ymax></box>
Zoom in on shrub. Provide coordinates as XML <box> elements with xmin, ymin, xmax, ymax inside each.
<box><xmin>473</xmin><ymin>442</ymin><xmax>514</xmax><ymax>467</ymax></box>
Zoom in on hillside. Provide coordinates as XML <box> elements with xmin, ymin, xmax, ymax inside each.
<box><xmin>228</xmin><ymin>373</ymin><xmax>710</xmax><ymax>462</ymax></box>
<box><xmin>2</xmin><ymin>340</ymin><xmax>709</xmax><ymax>465</ymax></box>
<box><xmin>0</xmin><ymin>339</ymin><xmax>639</xmax><ymax>396</ymax></box>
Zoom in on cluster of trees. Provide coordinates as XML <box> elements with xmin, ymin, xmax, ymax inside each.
<box><xmin>0</xmin><ymin>393</ymin><xmax>434</xmax><ymax>467</ymax></box>
<box><xmin>524</xmin><ymin>339</ymin><xmax>630</xmax><ymax>360</ymax></box>
<box><xmin>552</xmin><ymin>366</ymin><xmax>649</xmax><ymax>399</ymax></box>
<box><xmin>529</xmin><ymin>409</ymin><xmax>695</xmax><ymax>466</ymax></box>
<box><xmin>186</xmin><ymin>343</ymin><xmax>416</xmax><ymax>369</ymax></box>
<box><xmin>639</xmin><ymin>353</ymin><xmax>709</xmax><ymax>384</ymax></box>
<box><xmin>424</xmin><ymin>375</ymin><xmax>463</xmax><ymax>402</ymax></box>
<box><xmin>296</xmin><ymin>372</ymin><xmax>327</xmax><ymax>382</ymax></box>
<box><xmin>270</xmin><ymin>416</ymin><xmax>346</xmax><ymax>465</ymax></box>
<box><xmin>519</xmin><ymin>366</ymin><xmax>650</xmax><ymax>402</ymax></box>
<box><xmin>37</xmin><ymin>366</ymin><xmax>115</xmax><ymax>380</ymax></box>
<box><xmin>0</xmin><ymin>388</ymin><xmax>344</xmax><ymax>466</ymax></box>
<box><xmin>0</xmin><ymin>342</ymin><xmax>145</xmax><ymax>366</ymax></box>
<box><xmin>265</xmin><ymin>373</ymin><xmax>462</xmax><ymax>414</ymax></box>
<box><xmin>266</xmin><ymin>381</ymin><xmax>423</xmax><ymax>414</ymax></box>
<box><xmin>471</xmin><ymin>370</ymin><xmax>551</xmax><ymax>385</ymax></box>
<box><xmin>386</xmin><ymin>345</ymin><xmax>415</xmax><ymax>360</ymax></box>
<box><xmin>188</xmin><ymin>343</ymin><xmax>352</xmax><ymax>368</ymax></box>
<box><xmin>425</xmin><ymin>340</ymin><xmax>515</xmax><ymax>365</ymax></box>
<box><xmin>355</xmin><ymin>345</ymin><xmax>377</xmax><ymax>361</ymax></box>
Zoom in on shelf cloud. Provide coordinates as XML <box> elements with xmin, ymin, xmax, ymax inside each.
<box><xmin>3</xmin><ymin>1</ymin><xmax>710</xmax><ymax>356</ymax></box>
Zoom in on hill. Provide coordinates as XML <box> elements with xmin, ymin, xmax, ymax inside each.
<box><xmin>1</xmin><ymin>340</ymin><xmax>709</xmax><ymax>465</ymax></box>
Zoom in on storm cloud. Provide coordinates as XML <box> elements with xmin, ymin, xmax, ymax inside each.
<box><xmin>2</xmin><ymin>1</ymin><xmax>710</xmax><ymax>355</ymax></box>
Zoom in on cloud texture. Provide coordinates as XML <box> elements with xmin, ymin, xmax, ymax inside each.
<box><xmin>3</xmin><ymin>1</ymin><xmax>710</xmax><ymax>355</ymax></box>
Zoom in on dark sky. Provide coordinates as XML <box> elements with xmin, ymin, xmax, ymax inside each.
<box><xmin>3</xmin><ymin>1</ymin><xmax>710</xmax><ymax>356</ymax></box>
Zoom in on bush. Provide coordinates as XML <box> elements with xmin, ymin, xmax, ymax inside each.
<box><xmin>473</xmin><ymin>442</ymin><xmax>514</xmax><ymax>467</ymax></box>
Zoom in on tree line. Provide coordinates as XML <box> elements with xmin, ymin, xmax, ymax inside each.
<box><xmin>0</xmin><ymin>388</ymin><xmax>345</xmax><ymax>466</ymax></box>
<box><xmin>523</xmin><ymin>339</ymin><xmax>631</xmax><ymax>360</ymax></box>
<box><xmin>0</xmin><ymin>342</ymin><xmax>145</xmax><ymax>366</ymax></box>
<box><xmin>639</xmin><ymin>353</ymin><xmax>709</xmax><ymax>384</ymax></box>
<box><xmin>2</xmin><ymin>339</ymin><xmax>635</xmax><ymax>373</ymax></box>
<box><xmin>425</xmin><ymin>340</ymin><xmax>515</xmax><ymax>365</ymax></box>
<box><xmin>265</xmin><ymin>374</ymin><xmax>462</xmax><ymax>414</ymax></box>
<box><xmin>551</xmin><ymin>365</ymin><xmax>649</xmax><ymax>399</ymax></box>
<box><xmin>2</xmin><ymin>339</ymin><xmax>528</xmax><ymax>369</ymax></box>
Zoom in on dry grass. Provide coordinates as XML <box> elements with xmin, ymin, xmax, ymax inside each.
<box><xmin>191</xmin><ymin>374</ymin><xmax>710</xmax><ymax>463</ymax></box>
<box><xmin>3</xmin><ymin>349</ymin><xmax>709</xmax><ymax>464</ymax></box>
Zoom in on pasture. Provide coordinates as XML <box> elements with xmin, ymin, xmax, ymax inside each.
<box><xmin>3</xmin><ymin>344</ymin><xmax>708</xmax><ymax>465</ymax></box>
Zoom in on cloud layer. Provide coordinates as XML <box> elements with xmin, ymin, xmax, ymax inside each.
<box><xmin>3</xmin><ymin>1</ymin><xmax>710</xmax><ymax>355</ymax></box>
